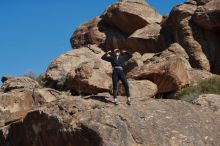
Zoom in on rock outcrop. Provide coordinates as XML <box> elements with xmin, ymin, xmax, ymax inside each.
<box><xmin>1</xmin><ymin>97</ymin><xmax>219</xmax><ymax>146</ymax></box>
<box><xmin>161</xmin><ymin>0</ymin><xmax>220</xmax><ymax>74</ymax></box>
<box><xmin>1</xmin><ymin>0</ymin><xmax>220</xmax><ymax>145</ymax></box>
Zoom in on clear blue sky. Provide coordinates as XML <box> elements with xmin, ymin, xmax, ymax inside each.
<box><xmin>0</xmin><ymin>0</ymin><xmax>185</xmax><ymax>79</ymax></box>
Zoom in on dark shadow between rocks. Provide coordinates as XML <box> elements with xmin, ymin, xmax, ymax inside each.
<box><xmin>97</xmin><ymin>19</ymin><xmax>128</xmax><ymax>51</ymax></box>
<box><xmin>85</xmin><ymin>95</ymin><xmax>115</xmax><ymax>104</ymax></box>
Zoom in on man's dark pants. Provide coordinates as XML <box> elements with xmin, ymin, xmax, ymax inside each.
<box><xmin>112</xmin><ymin>68</ymin><xmax>130</xmax><ymax>98</ymax></box>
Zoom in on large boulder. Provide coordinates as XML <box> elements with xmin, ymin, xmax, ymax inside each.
<box><xmin>128</xmin><ymin>43</ymin><xmax>191</xmax><ymax>93</ymax></box>
<box><xmin>66</xmin><ymin>61</ymin><xmax>111</xmax><ymax>95</ymax></box>
<box><xmin>118</xmin><ymin>79</ymin><xmax>158</xmax><ymax>98</ymax></box>
<box><xmin>1</xmin><ymin>97</ymin><xmax>219</xmax><ymax>146</ymax></box>
<box><xmin>43</xmin><ymin>45</ymin><xmax>112</xmax><ymax>94</ymax></box>
<box><xmin>101</xmin><ymin>0</ymin><xmax>162</xmax><ymax>35</ymax></box>
<box><xmin>70</xmin><ymin>0</ymin><xmax>163</xmax><ymax>54</ymax></box>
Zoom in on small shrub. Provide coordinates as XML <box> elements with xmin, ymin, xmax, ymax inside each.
<box><xmin>23</xmin><ymin>71</ymin><xmax>46</xmax><ymax>87</ymax></box>
<box><xmin>23</xmin><ymin>71</ymin><xmax>38</xmax><ymax>80</ymax></box>
<box><xmin>176</xmin><ymin>76</ymin><xmax>220</xmax><ymax>102</ymax></box>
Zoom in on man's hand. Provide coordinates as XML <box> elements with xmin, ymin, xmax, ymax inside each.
<box><xmin>122</xmin><ymin>50</ymin><xmax>127</xmax><ymax>53</ymax></box>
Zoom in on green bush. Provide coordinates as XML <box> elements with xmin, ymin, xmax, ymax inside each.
<box><xmin>176</xmin><ymin>76</ymin><xmax>220</xmax><ymax>102</ymax></box>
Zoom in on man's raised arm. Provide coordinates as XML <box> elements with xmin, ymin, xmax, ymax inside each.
<box><xmin>101</xmin><ymin>50</ymin><xmax>113</xmax><ymax>62</ymax></box>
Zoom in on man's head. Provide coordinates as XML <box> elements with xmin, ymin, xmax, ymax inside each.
<box><xmin>114</xmin><ymin>49</ymin><xmax>120</xmax><ymax>56</ymax></box>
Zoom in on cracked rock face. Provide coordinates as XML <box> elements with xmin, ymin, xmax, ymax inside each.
<box><xmin>1</xmin><ymin>97</ymin><xmax>219</xmax><ymax>146</ymax></box>
<box><xmin>161</xmin><ymin>0</ymin><xmax>220</xmax><ymax>74</ymax></box>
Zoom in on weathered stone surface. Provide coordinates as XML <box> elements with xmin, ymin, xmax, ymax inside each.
<box><xmin>128</xmin><ymin>43</ymin><xmax>191</xmax><ymax>93</ymax></box>
<box><xmin>43</xmin><ymin>46</ymin><xmax>112</xmax><ymax>91</ymax></box>
<box><xmin>33</xmin><ymin>88</ymin><xmax>66</xmax><ymax>105</ymax></box>
<box><xmin>1</xmin><ymin>77</ymin><xmax>40</xmax><ymax>92</ymax></box>
<box><xmin>0</xmin><ymin>89</ymin><xmax>34</xmax><ymax>127</ymax></box>
<box><xmin>193</xmin><ymin>94</ymin><xmax>220</xmax><ymax>114</ymax></box>
<box><xmin>101</xmin><ymin>0</ymin><xmax>162</xmax><ymax>35</ymax></box>
<box><xmin>118</xmin><ymin>79</ymin><xmax>158</xmax><ymax>98</ymax></box>
<box><xmin>1</xmin><ymin>97</ymin><xmax>219</xmax><ymax>146</ymax></box>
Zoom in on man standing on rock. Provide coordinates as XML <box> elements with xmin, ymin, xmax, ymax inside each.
<box><xmin>102</xmin><ymin>49</ymin><xmax>132</xmax><ymax>105</ymax></box>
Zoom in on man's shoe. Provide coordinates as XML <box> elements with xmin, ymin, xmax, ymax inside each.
<box><xmin>114</xmin><ymin>98</ymin><xmax>119</xmax><ymax>105</ymax></box>
<box><xmin>126</xmin><ymin>100</ymin><xmax>131</xmax><ymax>105</ymax></box>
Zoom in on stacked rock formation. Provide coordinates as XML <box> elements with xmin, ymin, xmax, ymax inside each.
<box><xmin>1</xmin><ymin>0</ymin><xmax>220</xmax><ymax>146</ymax></box>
